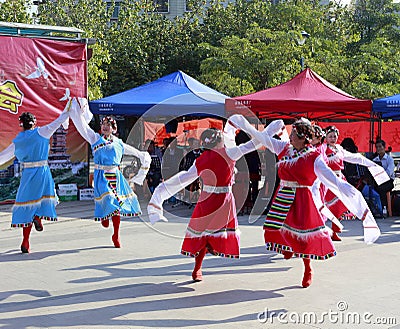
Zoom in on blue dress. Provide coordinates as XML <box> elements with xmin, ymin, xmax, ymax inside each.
<box><xmin>92</xmin><ymin>135</ymin><xmax>141</xmax><ymax>221</ymax></box>
<box><xmin>12</xmin><ymin>129</ymin><xmax>57</xmax><ymax>227</ymax></box>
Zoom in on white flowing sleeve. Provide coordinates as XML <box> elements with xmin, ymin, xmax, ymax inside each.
<box><xmin>38</xmin><ymin>110</ymin><xmax>70</xmax><ymax>139</ymax></box>
<box><xmin>123</xmin><ymin>143</ymin><xmax>152</xmax><ymax>186</ymax></box>
<box><xmin>69</xmin><ymin>99</ymin><xmax>99</xmax><ymax>145</ymax></box>
<box><xmin>228</xmin><ymin>114</ymin><xmax>286</xmax><ymax>155</ymax></box>
<box><xmin>0</xmin><ymin>144</ymin><xmax>15</xmax><ymax>165</ymax></box>
<box><xmin>343</xmin><ymin>148</ymin><xmax>389</xmax><ymax>185</ymax></box>
<box><xmin>314</xmin><ymin>155</ymin><xmax>380</xmax><ymax>244</ymax></box>
<box><xmin>147</xmin><ymin>163</ymin><xmax>199</xmax><ymax>224</ymax></box>
<box><xmin>225</xmin><ymin>139</ymin><xmax>261</xmax><ymax>161</ymax></box>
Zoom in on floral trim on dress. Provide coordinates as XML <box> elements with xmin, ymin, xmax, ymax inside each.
<box><xmin>181</xmin><ymin>249</ymin><xmax>239</xmax><ymax>259</ymax></box>
<box><xmin>92</xmin><ymin>139</ymin><xmax>113</xmax><ymax>153</ymax></box>
<box><xmin>278</xmin><ymin>145</ymin><xmax>315</xmax><ymax>168</ymax></box>
<box><xmin>94</xmin><ymin>209</ymin><xmax>141</xmax><ymax>222</ymax></box>
<box><xmin>266</xmin><ymin>242</ymin><xmax>336</xmax><ymax>260</ymax></box>
<box><xmin>11</xmin><ymin>215</ymin><xmax>57</xmax><ymax>228</ymax></box>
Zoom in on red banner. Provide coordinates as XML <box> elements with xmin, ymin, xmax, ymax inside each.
<box><xmin>0</xmin><ymin>36</ymin><xmax>88</xmax><ymax>202</ymax></box>
<box><xmin>318</xmin><ymin>121</ymin><xmax>400</xmax><ymax>153</ymax></box>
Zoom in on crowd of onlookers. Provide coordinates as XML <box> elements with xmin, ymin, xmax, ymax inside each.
<box><xmin>142</xmin><ymin>137</ymin><xmax>204</xmax><ymax>205</ymax></box>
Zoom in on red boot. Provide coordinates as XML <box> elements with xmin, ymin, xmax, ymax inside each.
<box><xmin>331</xmin><ymin>232</ymin><xmax>342</xmax><ymax>241</ymax></box>
<box><xmin>302</xmin><ymin>258</ymin><xmax>313</xmax><ymax>288</ymax></box>
<box><xmin>283</xmin><ymin>250</ymin><xmax>294</xmax><ymax>260</ymax></box>
<box><xmin>101</xmin><ymin>220</ymin><xmax>109</xmax><ymax>228</ymax></box>
<box><xmin>21</xmin><ymin>225</ymin><xmax>32</xmax><ymax>253</ymax></box>
<box><xmin>111</xmin><ymin>215</ymin><xmax>121</xmax><ymax>248</ymax></box>
<box><xmin>192</xmin><ymin>247</ymin><xmax>207</xmax><ymax>282</ymax></box>
<box><xmin>33</xmin><ymin>216</ymin><xmax>43</xmax><ymax>232</ymax></box>
<box><xmin>331</xmin><ymin>222</ymin><xmax>342</xmax><ymax>241</ymax></box>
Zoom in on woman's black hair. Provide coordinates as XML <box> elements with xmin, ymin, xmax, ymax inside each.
<box><xmin>101</xmin><ymin>116</ymin><xmax>118</xmax><ymax>132</ymax></box>
<box><xmin>341</xmin><ymin>137</ymin><xmax>358</xmax><ymax>153</ymax></box>
<box><xmin>324</xmin><ymin>125</ymin><xmax>339</xmax><ymax>137</ymax></box>
<box><xmin>292</xmin><ymin>118</ymin><xmax>314</xmax><ymax>144</ymax></box>
<box><xmin>19</xmin><ymin>112</ymin><xmax>36</xmax><ymax>130</ymax></box>
<box><xmin>312</xmin><ymin>124</ymin><xmax>325</xmax><ymax>140</ymax></box>
<box><xmin>200</xmin><ymin>128</ymin><xmax>222</xmax><ymax>149</ymax></box>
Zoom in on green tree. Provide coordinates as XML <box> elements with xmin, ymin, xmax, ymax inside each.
<box><xmin>36</xmin><ymin>0</ymin><xmax>113</xmax><ymax>100</ymax></box>
<box><xmin>0</xmin><ymin>0</ymin><xmax>32</xmax><ymax>23</ymax></box>
<box><xmin>101</xmin><ymin>0</ymin><xmax>173</xmax><ymax>96</ymax></box>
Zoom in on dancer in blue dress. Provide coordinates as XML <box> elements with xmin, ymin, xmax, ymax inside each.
<box><xmin>0</xmin><ymin>110</ymin><xmax>69</xmax><ymax>253</ymax></box>
<box><xmin>69</xmin><ymin>101</ymin><xmax>151</xmax><ymax>248</ymax></box>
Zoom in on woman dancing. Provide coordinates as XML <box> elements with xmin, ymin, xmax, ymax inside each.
<box><xmin>69</xmin><ymin>101</ymin><xmax>150</xmax><ymax>248</ymax></box>
<box><xmin>148</xmin><ymin>127</ymin><xmax>260</xmax><ymax>282</ymax></box>
<box><xmin>0</xmin><ymin>110</ymin><xmax>69</xmax><ymax>253</ymax></box>
<box><xmin>227</xmin><ymin>115</ymin><xmax>381</xmax><ymax>288</ymax></box>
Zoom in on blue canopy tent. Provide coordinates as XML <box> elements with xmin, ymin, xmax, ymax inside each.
<box><xmin>373</xmin><ymin>94</ymin><xmax>400</xmax><ymax>119</ymax></box>
<box><xmin>89</xmin><ymin>71</ymin><xmax>227</xmax><ymax>118</ymax></box>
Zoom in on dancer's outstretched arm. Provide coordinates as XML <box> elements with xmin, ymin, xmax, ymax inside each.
<box><xmin>38</xmin><ymin>110</ymin><xmax>70</xmax><ymax>139</ymax></box>
<box><xmin>0</xmin><ymin>144</ymin><xmax>15</xmax><ymax>165</ymax></box>
<box><xmin>227</xmin><ymin>114</ymin><xmax>286</xmax><ymax>155</ymax></box>
<box><xmin>315</xmin><ymin>155</ymin><xmax>380</xmax><ymax>244</ymax></box>
<box><xmin>123</xmin><ymin>143</ymin><xmax>151</xmax><ymax>186</ymax></box>
<box><xmin>147</xmin><ymin>164</ymin><xmax>199</xmax><ymax>224</ymax></box>
<box><xmin>69</xmin><ymin>99</ymin><xmax>99</xmax><ymax>145</ymax></box>
<box><xmin>342</xmin><ymin>147</ymin><xmax>390</xmax><ymax>185</ymax></box>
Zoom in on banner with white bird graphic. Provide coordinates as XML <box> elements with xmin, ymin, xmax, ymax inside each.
<box><xmin>0</xmin><ymin>35</ymin><xmax>89</xmax><ymax>203</ymax></box>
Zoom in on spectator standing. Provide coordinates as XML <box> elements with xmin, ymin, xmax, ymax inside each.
<box><xmin>373</xmin><ymin>139</ymin><xmax>395</xmax><ymax>212</ymax></box>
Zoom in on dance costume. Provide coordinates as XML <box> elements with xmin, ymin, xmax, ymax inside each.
<box><xmin>148</xmin><ymin>139</ymin><xmax>259</xmax><ymax>259</ymax></box>
<box><xmin>0</xmin><ymin>111</ymin><xmax>69</xmax><ymax>227</ymax></box>
<box><xmin>69</xmin><ymin>99</ymin><xmax>151</xmax><ymax>223</ymax></box>
<box><xmin>227</xmin><ymin>115</ymin><xmax>382</xmax><ymax>246</ymax></box>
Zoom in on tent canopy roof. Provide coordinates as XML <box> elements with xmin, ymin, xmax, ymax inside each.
<box><xmin>373</xmin><ymin>94</ymin><xmax>400</xmax><ymax>119</ymax></box>
<box><xmin>226</xmin><ymin>68</ymin><xmax>372</xmax><ymax>120</ymax></box>
<box><xmin>89</xmin><ymin>71</ymin><xmax>227</xmax><ymax>118</ymax></box>
<box><xmin>0</xmin><ymin>21</ymin><xmax>84</xmax><ymax>41</ymax></box>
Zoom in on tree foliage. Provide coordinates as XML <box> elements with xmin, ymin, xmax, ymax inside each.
<box><xmin>0</xmin><ymin>0</ymin><xmax>32</xmax><ymax>23</ymax></box>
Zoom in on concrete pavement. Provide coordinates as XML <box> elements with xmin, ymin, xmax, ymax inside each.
<box><xmin>0</xmin><ymin>200</ymin><xmax>399</xmax><ymax>329</ymax></box>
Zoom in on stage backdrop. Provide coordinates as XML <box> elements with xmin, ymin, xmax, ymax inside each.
<box><xmin>0</xmin><ymin>36</ymin><xmax>88</xmax><ymax>203</ymax></box>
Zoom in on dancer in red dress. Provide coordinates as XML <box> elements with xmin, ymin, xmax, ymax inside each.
<box><xmin>228</xmin><ymin>115</ymin><xmax>381</xmax><ymax>288</ymax></box>
<box><xmin>323</xmin><ymin>126</ymin><xmax>387</xmax><ymax>241</ymax></box>
<box><xmin>148</xmin><ymin>127</ymin><xmax>260</xmax><ymax>282</ymax></box>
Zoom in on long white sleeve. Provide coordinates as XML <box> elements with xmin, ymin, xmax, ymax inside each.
<box><xmin>69</xmin><ymin>99</ymin><xmax>99</xmax><ymax>145</ymax></box>
<box><xmin>0</xmin><ymin>144</ymin><xmax>15</xmax><ymax>165</ymax></box>
<box><xmin>342</xmin><ymin>149</ymin><xmax>390</xmax><ymax>185</ymax></box>
<box><xmin>226</xmin><ymin>139</ymin><xmax>261</xmax><ymax>161</ymax></box>
<box><xmin>228</xmin><ymin>114</ymin><xmax>286</xmax><ymax>154</ymax></box>
<box><xmin>342</xmin><ymin>149</ymin><xmax>376</xmax><ymax>167</ymax></box>
<box><xmin>314</xmin><ymin>155</ymin><xmax>380</xmax><ymax>244</ymax></box>
<box><xmin>38</xmin><ymin>110</ymin><xmax>70</xmax><ymax>139</ymax></box>
<box><xmin>123</xmin><ymin>143</ymin><xmax>152</xmax><ymax>186</ymax></box>
<box><xmin>147</xmin><ymin>164</ymin><xmax>199</xmax><ymax>224</ymax></box>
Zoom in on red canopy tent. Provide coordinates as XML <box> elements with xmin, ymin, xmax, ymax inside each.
<box><xmin>225</xmin><ymin>68</ymin><xmax>372</xmax><ymax>121</ymax></box>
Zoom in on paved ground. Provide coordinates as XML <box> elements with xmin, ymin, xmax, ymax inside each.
<box><xmin>0</xmin><ymin>200</ymin><xmax>399</xmax><ymax>329</ymax></box>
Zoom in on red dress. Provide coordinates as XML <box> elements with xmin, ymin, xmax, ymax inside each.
<box><xmin>181</xmin><ymin>148</ymin><xmax>240</xmax><ymax>258</ymax></box>
<box><xmin>264</xmin><ymin>145</ymin><xmax>336</xmax><ymax>260</ymax></box>
<box><xmin>324</xmin><ymin>144</ymin><xmax>356</xmax><ymax>221</ymax></box>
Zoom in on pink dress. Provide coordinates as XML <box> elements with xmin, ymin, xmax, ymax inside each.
<box><xmin>264</xmin><ymin>145</ymin><xmax>336</xmax><ymax>260</ymax></box>
<box><xmin>181</xmin><ymin>148</ymin><xmax>240</xmax><ymax>258</ymax></box>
